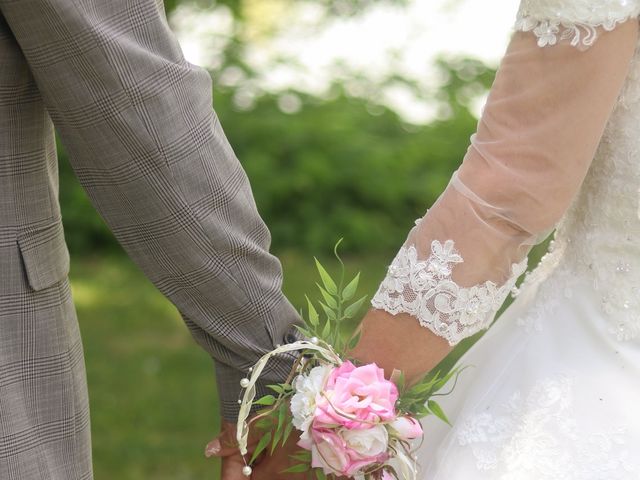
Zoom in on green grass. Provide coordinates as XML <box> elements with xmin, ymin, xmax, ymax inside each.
<box><xmin>71</xmin><ymin>240</ymin><xmax>550</xmax><ymax>478</ymax></box>
<box><xmin>70</xmin><ymin>249</ymin><xmax>389</xmax><ymax>479</ymax></box>
<box><xmin>71</xmin><ymin>254</ymin><xmax>219</xmax><ymax>479</ymax></box>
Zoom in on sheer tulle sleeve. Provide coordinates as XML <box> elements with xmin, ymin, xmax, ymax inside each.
<box><xmin>371</xmin><ymin>18</ymin><xmax>639</xmax><ymax>345</ymax></box>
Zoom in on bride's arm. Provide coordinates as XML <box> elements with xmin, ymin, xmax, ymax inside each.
<box><xmin>351</xmin><ymin>18</ymin><xmax>639</xmax><ymax>384</ymax></box>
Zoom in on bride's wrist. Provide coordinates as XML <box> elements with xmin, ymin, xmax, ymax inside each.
<box><xmin>348</xmin><ymin>308</ymin><xmax>453</xmax><ymax>386</ymax></box>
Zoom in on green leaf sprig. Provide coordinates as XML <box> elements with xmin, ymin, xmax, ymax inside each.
<box><xmin>295</xmin><ymin>238</ymin><xmax>367</xmax><ymax>356</ymax></box>
<box><xmin>395</xmin><ymin>365</ymin><xmax>470</xmax><ymax>425</ymax></box>
<box><xmin>248</xmin><ymin>240</ymin><xmax>367</xmax><ymax>475</ymax></box>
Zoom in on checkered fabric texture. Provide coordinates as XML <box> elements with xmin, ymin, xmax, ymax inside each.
<box><xmin>0</xmin><ymin>0</ymin><xmax>300</xmax><ymax>477</ymax></box>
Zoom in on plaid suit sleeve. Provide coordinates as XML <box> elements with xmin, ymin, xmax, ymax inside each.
<box><xmin>0</xmin><ymin>0</ymin><xmax>301</xmax><ymax>421</ymax></box>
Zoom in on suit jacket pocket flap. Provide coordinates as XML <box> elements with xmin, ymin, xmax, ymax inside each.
<box><xmin>17</xmin><ymin>222</ymin><xmax>70</xmax><ymax>291</ymax></box>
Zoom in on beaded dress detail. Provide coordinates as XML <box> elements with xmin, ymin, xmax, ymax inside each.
<box><xmin>516</xmin><ymin>59</ymin><xmax>640</xmax><ymax>342</ymax></box>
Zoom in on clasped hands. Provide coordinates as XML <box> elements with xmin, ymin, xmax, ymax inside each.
<box><xmin>205</xmin><ymin>418</ymin><xmax>309</xmax><ymax>480</ymax></box>
<box><xmin>206</xmin><ymin>308</ymin><xmax>452</xmax><ymax>479</ymax></box>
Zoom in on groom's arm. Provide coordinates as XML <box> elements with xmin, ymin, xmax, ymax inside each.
<box><xmin>0</xmin><ymin>0</ymin><xmax>299</xmax><ymax>421</ymax></box>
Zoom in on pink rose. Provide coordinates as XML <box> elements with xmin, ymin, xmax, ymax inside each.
<box><xmin>314</xmin><ymin>361</ymin><xmax>398</xmax><ymax>429</ymax></box>
<box><xmin>309</xmin><ymin>427</ymin><xmax>389</xmax><ymax>477</ymax></box>
<box><xmin>310</xmin><ymin>429</ymin><xmax>350</xmax><ymax>476</ymax></box>
<box><xmin>389</xmin><ymin>415</ymin><xmax>423</xmax><ymax>440</ymax></box>
<box><xmin>381</xmin><ymin>470</ymin><xmax>395</xmax><ymax>480</ymax></box>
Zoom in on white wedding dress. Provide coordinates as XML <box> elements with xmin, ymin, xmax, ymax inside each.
<box><xmin>370</xmin><ymin>1</ymin><xmax>640</xmax><ymax>478</ymax></box>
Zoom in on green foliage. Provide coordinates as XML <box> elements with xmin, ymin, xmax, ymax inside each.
<box><xmin>250</xmin><ymin>386</ymin><xmax>297</xmax><ymax>469</ymax></box>
<box><xmin>220</xmin><ymin>79</ymin><xmax>485</xmax><ymax>254</ymax></box>
<box><xmin>57</xmin><ymin>1</ymin><xmax>496</xmax><ymax>256</ymax></box>
<box><xmin>247</xmin><ymin>242</ymin><xmax>366</xmax><ymax>473</ymax></box>
<box><xmin>163</xmin><ymin>0</ymin><xmax>409</xmax><ymax>19</ymax></box>
<box><xmin>299</xmin><ymin>0</ymin><xmax>410</xmax><ymax>17</ymax></box>
<box><xmin>395</xmin><ymin>365</ymin><xmax>469</xmax><ymax>423</ymax></box>
<box><xmin>60</xmin><ymin>0</ymin><xmax>498</xmax><ymax>257</ymax></box>
<box><xmin>296</xmin><ymin>240</ymin><xmax>367</xmax><ymax>352</ymax></box>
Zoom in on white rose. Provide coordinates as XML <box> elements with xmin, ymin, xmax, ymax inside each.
<box><xmin>290</xmin><ymin>365</ymin><xmax>332</xmax><ymax>432</ymax></box>
<box><xmin>342</xmin><ymin>424</ymin><xmax>389</xmax><ymax>458</ymax></box>
<box><xmin>389</xmin><ymin>415</ymin><xmax>423</xmax><ymax>440</ymax></box>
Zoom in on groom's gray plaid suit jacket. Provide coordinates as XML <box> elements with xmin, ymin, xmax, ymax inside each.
<box><xmin>0</xmin><ymin>0</ymin><xmax>299</xmax><ymax>477</ymax></box>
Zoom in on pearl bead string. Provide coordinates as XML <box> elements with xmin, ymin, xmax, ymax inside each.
<box><xmin>236</xmin><ymin>337</ymin><xmax>320</xmax><ymax>476</ymax></box>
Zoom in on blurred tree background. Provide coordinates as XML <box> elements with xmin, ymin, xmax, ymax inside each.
<box><xmin>54</xmin><ymin>0</ymin><xmax>533</xmax><ymax>478</ymax></box>
<box><xmin>59</xmin><ymin>0</ymin><xmax>497</xmax><ymax>255</ymax></box>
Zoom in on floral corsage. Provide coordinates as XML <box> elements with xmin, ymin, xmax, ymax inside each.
<box><xmin>235</xmin><ymin>244</ymin><xmax>464</xmax><ymax>479</ymax></box>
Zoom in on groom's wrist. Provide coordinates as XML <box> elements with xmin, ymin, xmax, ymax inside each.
<box><xmin>215</xmin><ymin>362</ymin><xmax>270</xmax><ymax>422</ymax></box>
<box><xmin>214</xmin><ymin>328</ymin><xmax>303</xmax><ymax>422</ymax></box>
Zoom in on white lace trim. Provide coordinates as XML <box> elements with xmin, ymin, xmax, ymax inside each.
<box><xmin>371</xmin><ymin>239</ymin><xmax>528</xmax><ymax>346</ymax></box>
<box><xmin>514</xmin><ymin>0</ymin><xmax>640</xmax><ymax>48</ymax></box>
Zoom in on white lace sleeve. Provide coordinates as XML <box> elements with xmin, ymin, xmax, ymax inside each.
<box><xmin>515</xmin><ymin>0</ymin><xmax>640</xmax><ymax>48</ymax></box>
<box><xmin>371</xmin><ymin>18</ymin><xmax>639</xmax><ymax>345</ymax></box>
<box><xmin>371</xmin><ymin>236</ymin><xmax>528</xmax><ymax>345</ymax></box>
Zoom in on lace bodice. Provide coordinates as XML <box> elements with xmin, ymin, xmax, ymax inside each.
<box><xmin>456</xmin><ymin>375</ymin><xmax>637</xmax><ymax>478</ymax></box>
<box><xmin>515</xmin><ymin>0</ymin><xmax>640</xmax><ymax>48</ymax></box>
<box><xmin>517</xmin><ymin>38</ymin><xmax>640</xmax><ymax>342</ymax></box>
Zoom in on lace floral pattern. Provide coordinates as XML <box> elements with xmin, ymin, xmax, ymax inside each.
<box><xmin>515</xmin><ymin>0</ymin><xmax>640</xmax><ymax>48</ymax></box>
<box><xmin>500</xmin><ymin>35</ymin><xmax>640</xmax><ymax>342</ymax></box>
<box><xmin>456</xmin><ymin>375</ymin><xmax>637</xmax><ymax>479</ymax></box>
<box><xmin>371</xmin><ymin>239</ymin><xmax>528</xmax><ymax>345</ymax></box>
<box><xmin>509</xmin><ymin>235</ymin><xmax>576</xmax><ymax>334</ymax></box>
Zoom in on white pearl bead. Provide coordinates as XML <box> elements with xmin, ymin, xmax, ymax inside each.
<box><xmin>310</xmin><ymin>337</ymin><xmax>319</xmax><ymax>344</ymax></box>
<box><xmin>240</xmin><ymin>378</ymin><xmax>250</xmax><ymax>388</ymax></box>
<box><xmin>242</xmin><ymin>466</ymin><xmax>253</xmax><ymax>476</ymax></box>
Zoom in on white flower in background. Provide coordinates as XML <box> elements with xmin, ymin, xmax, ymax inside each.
<box><xmin>342</xmin><ymin>424</ymin><xmax>389</xmax><ymax>458</ymax></box>
<box><xmin>291</xmin><ymin>365</ymin><xmax>332</xmax><ymax>432</ymax></box>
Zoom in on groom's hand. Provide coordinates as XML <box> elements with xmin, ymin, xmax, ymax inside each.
<box><xmin>207</xmin><ymin>418</ymin><xmax>308</xmax><ymax>480</ymax></box>
<box><xmin>206</xmin><ymin>421</ymin><xmax>258</xmax><ymax>480</ymax></box>
<box><xmin>247</xmin><ymin>429</ymin><xmax>308</xmax><ymax>480</ymax></box>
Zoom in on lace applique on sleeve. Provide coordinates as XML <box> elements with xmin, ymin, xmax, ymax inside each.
<box><xmin>515</xmin><ymin>0</ymin><xmax>640</xmax><ymax>48</ymax></box>
<box><xmin>371</xmin><ymin>239</ymin><xmax>528</xmax><ymax>346</ymax></box>
<box><xmin>370</xmin><ymin>18</ymin><xmax>637</xmax><ymax>346</ymax></box>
